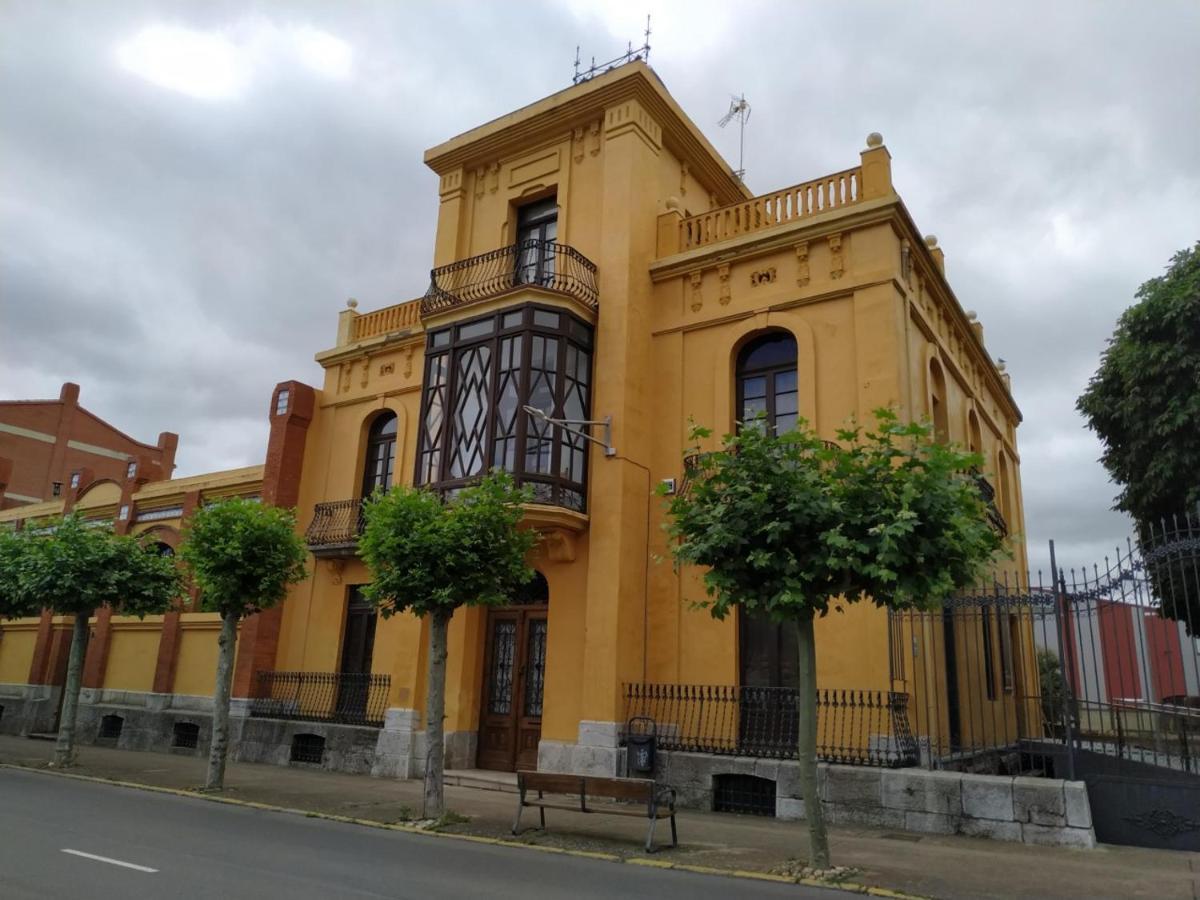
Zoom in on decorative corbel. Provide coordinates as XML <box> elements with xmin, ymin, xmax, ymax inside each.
<box><xmin>588</xmin><ymin>120</ymin><xmax>601</xmax><ymax>156</ymax></box>
<box><xmin>474</xmin><ymin>166</ymin><xmax>486</xmax><ymax>198</ymax></box>
<box><xmin>340</xmin><ymin>362</ymin><xmax>352</xmax><ymax>394</ymax></box>
<box><xmin>829</xmin><ymin>233</ymin><xmax>845</xmax><ymax>279</ymax></box>
<box><xmin>404</xmin><ymin>344</ymin><xmax>415</xmax><ymax>379</ymax></box>
<box><xmin>487</xmin><ymin>162</ymin><xmax>500</xmax><ymax>193</ymax></box>
<box><xmin>900</xmin><ymin>237</ymin><xmax>913</xmax><ymax>286</ymax></box>
<box><xmin>689</xmin><ymin>270</ymin><xmax>703</xmax><ymax>312</ymax></box>
<box><xmin>327</xmin><ymin>558</ymin><xmax>345</xmax><ymax>585</ymax></box>
<box><xmin>543</xmin><ymin>530</ymin><xmax>576</xmax><ymax>563</ymax></box>
<box><xmin>360</xmin><ymin>357</ymin><xmax>371</xmax><ymax>389</ymax></box>
<box><xmin>795</xmin><ymin>241</ymin><xmax>810</xmax><ymax>287</ymax></box>
<box><xmin>680</xmin><ymin>160</ymin><xmax>689</xmax><ymax>196</ymax></box>
<box><xmin>717</xmin><ymin>263</ymin><xmax>731</xmax><ymax>305</ymax></box>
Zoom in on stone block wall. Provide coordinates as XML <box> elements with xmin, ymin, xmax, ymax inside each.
<box><xmin>654</xmin><ymin>749</ymin><xmax>1095</xmax><ymax>848</ymax></box>
<box><xmin>0</xmin><ymin>683</ymin><xmax>63</xmax><ymax>735</ymax></box>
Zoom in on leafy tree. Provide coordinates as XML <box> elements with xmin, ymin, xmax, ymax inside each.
<box><xmin>14</xmin><ymin>515</ymin><xmax>182</xmax><ymax>766</ymax></box>
<box><xmin>664</xmin><ymin>410</ymin><xmax>1003</xmax><ymax>868</ymax></box>
<box><xmin>1037</xmin><ymin>649</ymin><xmax>1068</xmax><ymax>739</ymax></box>
<box><xmin>0</xmin><ymin>527</ymin><xmax>36</xmax><ymax>620</ymax></box>
<box><xmin>179</xmin><ymin>498</ymin><xmax>308</xmax><ymax>791</ymax></box>
<box><xmin>358</xmin><ymin>471</ymin><xmax>537</xmax><ymax>819</ymax></box>
<box><xmin>1077</xmin><ymin>243</ymin><xmax>1200</xmax><ymax>627</ymax></box>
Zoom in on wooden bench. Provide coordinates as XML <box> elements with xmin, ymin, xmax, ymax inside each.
<box><xmin>512</xmin><ymin>771</ymin><xmax>677</xmax><ymax>852</ymax></box>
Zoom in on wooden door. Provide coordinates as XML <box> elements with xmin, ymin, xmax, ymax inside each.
<box><xmin>478</xmin><ymin>607</ymin><xmax>548</xmax><ymax>771</ymax></box>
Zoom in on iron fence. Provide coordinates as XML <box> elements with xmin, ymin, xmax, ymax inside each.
<box><xmin>249</xmin><ymin>671</ymin><xmax>390</xmax><ymax>728</ymax></box>
<box><xmin>305</xmin><ymin>499</ymin><xmax>365</xmax><ymax>555</ymax></box>
<box><xmin>622</xmin><ymin>683</ymin><xmax>918</xmax><ymax>767</ymax></box>
<box><xmin>422</xmin><ymin>239</ymin><xmax>598</xmax><ymax>316</ymax></box>
<box><xmin>893</xmin><ymin>510</ymin><xmax>1200</xmax><ymax>777</ymax></box>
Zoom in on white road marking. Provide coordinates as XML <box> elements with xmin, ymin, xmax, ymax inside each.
<box><xmin>60</xmin><ymin>849</ymin><xmax>158</xmax><ymax>873</ymax></box>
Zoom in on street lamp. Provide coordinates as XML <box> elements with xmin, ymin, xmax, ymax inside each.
<box><xmin>521</xmin><ymin>405</ymin><xmax>616</xmax><ymax>458</ymax></box>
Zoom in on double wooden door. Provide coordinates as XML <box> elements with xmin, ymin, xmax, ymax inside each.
<box><xmin>477</xmin><ymin>606</ymin><xmax>548</xmax><ymax>771</ymax></box>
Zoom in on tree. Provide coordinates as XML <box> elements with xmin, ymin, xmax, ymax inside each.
<box><xmin>179</xmin><ymin>498</ymin><xmax>308</xmax><ymax>791</ymax></box>
<box><xmin>358</xmin><ymin>471</ymin><xmax>537</xmax><ymax>819</ymax></box>
<box><xmin>15</xmin><ymin>515</ymin><xmax>182</xmax><ymax>766</ymax></box>
<box><xmin>0</xmin><ymin>527</ymin><xmax>36</xmax><ymax>620</ymax></box>
<box><xmin>1077</xmin><ymin>243</ymin><xmax>1200</xmax><ymax>627</ymax></box>
<box><xmin>664</xmin><ymin>410</ymin><xmax>1003</xmax><ymax>869</ymax></box>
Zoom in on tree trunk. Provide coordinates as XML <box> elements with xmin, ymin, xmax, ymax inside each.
<box><xmin>422</xmin><ymin>608</ymin><xmax>451</xmax><ymax>819</ymax></box>
<box><xmin>796</xmin><ymin>613</ymin><xmax>830</xmax><ymax>869</ymax></box>
<box><xmin>205</xmin><ymin>611</ymin><xmax>240</xmax><ymax>791</ymax></box>
<box><xmin>53</xmin><ymin>612</ymin><xmax>92</xmax><ymax>767</ymax></box>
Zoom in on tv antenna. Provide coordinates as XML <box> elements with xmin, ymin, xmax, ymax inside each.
<box><xmin>573</xmin><ymin>14</ymin><xmax>651</xmax><ymax>85</ymax></box>
<box><xmin>718</xmin><ymin>93</ymin><xmax>751</xmax><ymax>181</ymax></box>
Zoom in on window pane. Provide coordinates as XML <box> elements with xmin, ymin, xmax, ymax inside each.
<box><xmin>738</xmin><ymin>333</ymin><xmax>797</xmax><ymax>372</ymax></box>
<box><xmin>457</xmin><ymin>318</ymin><xmax>494</xmax><ymax>341</ymax></box>
<box><xmin>775</xmin><ymin>391</ymin><xmax>798</xmax><ymax>417</ymax></box>
<box><xmin>431</xmin><ymin>329</ymin><xmax>450</xmax><ymax>348</ymax></box>
<box><xmin>533</xmin><ymin>309</ymin><xmax>560</xmax><ymax>329</ymax></box>
<box><xmin>741</xmin><ymin>376</ymin><xmax>766</xmax><ymax>400</ymax></box>
<box><xmin>742</xmin><ymin>396</ymin><xmax>767</xmax><ymax>418</ymax></box>
<box><xmin>502</xmin><ymin>311</ymin><xmax>524</xmax><ymax>329</ymax></box>
<box><xmin>774</xmin><ymin>413</ymin><xmax>798</xmax><ymax>434</ymax></box>
<box><xmin>774</xmin><ymin>370</ymin><xmax>797</xmax><ymax>394</ymax></box>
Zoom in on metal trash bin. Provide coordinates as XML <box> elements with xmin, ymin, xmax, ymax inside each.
<box><xmin>625</xmin><ymin>716</ymin><xmax>657</xmax><ymax>776</ymax></box>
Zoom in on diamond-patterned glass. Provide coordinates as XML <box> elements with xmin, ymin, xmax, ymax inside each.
<box><xmin>449</xmin><ymin>344</ymin><xmax>492</xmax><ymax>478</ymax></box>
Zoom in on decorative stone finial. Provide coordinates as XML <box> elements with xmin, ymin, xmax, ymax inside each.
<box><xmin>966</xmin><ymin>310</ymin><xmax>978</xmax><ymax>321</ymax></box>
<box><xmin>996</xmin><ymin>358</ymin><xmax>1007</xmax><ymax>372</ymax></box>
<box><xmin>665</xmin><ymin>195</ymin><xmax>682</xmax><ymax>212</ymax></box>
<box><xmin>866</xmin><ymin>132</ymin><xmax>884</xmax><ymax>149</ymax></box>
<box><xmin>346</xmin><ymin>298</ymin><xmax>359</xmax><ymax>309</ymax></box>
<box><xmin>924</xmin><ymin>234</ymin><xmax>939</xmax><ymax>249</ymax></box>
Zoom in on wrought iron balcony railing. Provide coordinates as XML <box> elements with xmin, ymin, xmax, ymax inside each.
<box><xmin>305</xmin><ymin>499</ymin><xmax>365</xmax><ymax>556</ymax></box>
<box><xmin>623</xmin><ymin>683</ymin><xmax>919</xmax><ymax>768</ymax></box>
<box><xmin>422</xmin><ymin>239</ymin><xmax>598</xmax><ymax>316</ymax></box>
<box><xmin>249</xmin><ymin>670</ymin><xmax>390</xmax><ymax>728</ymax></box>
<box><xmin>970</xmin><ymin>469</ymin><xmax>1008</xmax><ymax>536</ymax></box>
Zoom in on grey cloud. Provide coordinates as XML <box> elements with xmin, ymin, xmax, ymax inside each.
<box><xmin>2</xmin><ymin>0</ymin><xmax>1197</xmax><ymax>569</ymax></box>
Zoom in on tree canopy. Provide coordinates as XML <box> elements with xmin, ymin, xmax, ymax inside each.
<box><xmin>18</xmin><ymin>514</ymin><xmax>183</xmax><ymax>618</ymax></box>
<box><xmin>358</xmin><ymin>471</ymin><xmax>538</xmax><ymax>619</ymax></box>
<box><xmin>1077</xmin><ymin>242</ymin><xmax>1200</xmax><ymax>525</ymax></box>
<box><xmin>0</xmin><ymin>527</ymin><xmax>36</xmax><ymax>619</ymax></box>
<box><xmin>666</xmin><ymin>409</ymin><xmax>1006</xmax><ymax>622</ymax></box>
<box><xmin>179</xmin><ymin>497</ymin><xmax>309</xmax><ymax>617</ymax></box>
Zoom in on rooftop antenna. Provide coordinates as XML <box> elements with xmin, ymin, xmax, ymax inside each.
<box><xmin>573</xmin><ymin>14</ymin><xmax>651</xmax><ymax>85</ymax></box>
<box><xmin>718</xmin><ymin>93</ymin><xmax>751</xmax><ymax>181</ymax></box>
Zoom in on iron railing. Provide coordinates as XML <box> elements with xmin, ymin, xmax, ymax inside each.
<box><xmin>622</xmin><ymin>683</ymin><xmax>919</xmax><ymax>768</ymax></box>
<box><xmin>970</xmin><ymin>468</ymin><xmax>1008</xmax><ymax>536</ymax></box>
<box><xmin>305</xmin><ymin>499</ymin><xmax>365</xmax><ymax>556</ymax></box>
<box><xmin>249</xmin><ymin>671</ymin><xmax>390</xmax><ymax>728</ymax></box>
<box><xmin>422</xmin><ymin>239</ymin><xmax>598</xmax><ymax>316</ymax></box>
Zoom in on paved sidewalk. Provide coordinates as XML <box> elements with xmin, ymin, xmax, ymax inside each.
<box><xmin>2</xmin><ymin>736</ymin><xmax>1197</xmax><ymax>899</ymax></box>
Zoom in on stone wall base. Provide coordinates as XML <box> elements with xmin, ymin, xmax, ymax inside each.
<box><xmin>538</xmin><ymin>720</ymin><xmax>623</xmax><ymax>777</ymax></box>
<box><xmin>655</xmin><ymin>749</ymin><xmax>1096</xmax><ymax>848</ymax></box>
<box><xmin>0</xmin><ymin>682</ymin><xmax>63</xmax><ymax>735</ymax></box>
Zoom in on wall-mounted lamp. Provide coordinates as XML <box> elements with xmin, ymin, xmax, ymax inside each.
<box><xmin>522</xmin><ymin>405</ymin><xmax>616</xmax><ymax>458</ymax></box>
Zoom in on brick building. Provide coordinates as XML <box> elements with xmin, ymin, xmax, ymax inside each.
<box><xmin>0</xmin><ymin>382</ymin><xmax>178</xmax><ymax>510</ymax></box>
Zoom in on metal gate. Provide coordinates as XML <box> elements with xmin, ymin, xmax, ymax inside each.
<box><xmin>891</xmin><ymin>511</ymin><xmax>1200</xmax><ymax>850</ymax></box>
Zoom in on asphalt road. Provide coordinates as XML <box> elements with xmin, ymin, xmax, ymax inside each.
<box><xmin>0</xmin><ymin>768</ymin><xmax>842</xmax><ymax>899</ymax></box>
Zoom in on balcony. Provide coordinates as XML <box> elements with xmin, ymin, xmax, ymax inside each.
<box><xmin>422</xmin><ymin>239</ymin><xmax>598</xmax><ymax>317</ymax></box>
<box><xmin>305</xmin><ymin>499</ymin><xmax>365</xmax><ymax>557</ymax></box>
<box><xmin>970</xmin><ymin>470</ymin><xmax>1009</xmax><ymax>537</ymax></box>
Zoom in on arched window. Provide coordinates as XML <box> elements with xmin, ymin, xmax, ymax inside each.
<box><xmin>362</xmin><ymin>412</ymin><xmax>398</xmax><ymax>497</ymax></box>
<box><xmin>736</xmin><ymin>332</ymin><xmax>798</xmax><ymax>433</ymax></box>
<box><xmin>929</xmin><ymin>358</ymin><xmax>949</xmax><ymax>443</ymax></box>
<box><xmin>967</xmin><ymin>409</ymin><xmax>983</xmax><ymax>455</ymax></box>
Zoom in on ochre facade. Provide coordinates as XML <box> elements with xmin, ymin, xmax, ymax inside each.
<box><xmin>0</xmin><ymin>63</ymin><xmax>1028</xmax><ymax>781</ymax></box>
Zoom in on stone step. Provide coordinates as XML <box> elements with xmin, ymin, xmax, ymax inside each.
<box><xmin>25</xmin><ymin>732</ymin><xmax>58</xmax><ymax>742</ymax></box>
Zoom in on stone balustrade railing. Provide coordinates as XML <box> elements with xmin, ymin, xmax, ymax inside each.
<box><xmin>350</xmin><ymin>299</ymin><xmax>421</xmax><ymax>342</ymax></box>
<box><xmin>678</xmin><ymin>166</ymin><xmax>863</xmax><ymax>252</ymax></box>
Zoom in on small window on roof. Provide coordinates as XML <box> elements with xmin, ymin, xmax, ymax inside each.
<box><xmin>70</xmin><ymin>472</ymin><xmax>80</xmax><ymax>489</ymax></box>
<box><xmin>275</xmin><ymin>389</ymin><xmax>290</xmax><ymax>416</ymax></box>
<box><xmin>126</xmin><ymin>461</ymin><xmax>137</xmax><ymax>479</ymax></box>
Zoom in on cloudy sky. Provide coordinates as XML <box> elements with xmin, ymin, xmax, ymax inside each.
<box><xmin>2</xmin><ymin>1</ymin><xmax>1197</xmax><ymax>571</ymax></box>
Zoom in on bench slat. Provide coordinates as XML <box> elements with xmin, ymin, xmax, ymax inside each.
<box><xmin>582</xmin><ymin>776</ymin><xmax>655</xmax><ymax>802</ymax></box>
<box><xmin>517</xmin><ymin>771</ymin><xmax>584</xmax><ymax>794</ymax></box>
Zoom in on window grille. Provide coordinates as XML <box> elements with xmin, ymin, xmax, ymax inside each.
<box><xmin>172</xmin><ymin>721</ymin><xmax>200</xmax><ymax>749</ymax></box>
<box><xmin>713</xmin><ymin>774</ymin><xmax>777</xmax><ymax>817</ymax></box>
<box><xmin>290</xmin><ymin>733</ymin><xmax>325</xmax><ymax>765</ymax></box>
<box><xmin>98</xmin><ymin>714</ymin><xmax>124</xmax><ymax>741</ymax></box>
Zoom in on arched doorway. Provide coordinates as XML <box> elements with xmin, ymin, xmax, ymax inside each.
<box><xmin>477</xmin><ymin>572</ymin><xmax>549</xmax><ymax>772</ymax></box>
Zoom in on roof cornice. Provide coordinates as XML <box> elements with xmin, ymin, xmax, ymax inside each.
<box><xmin>423</xmin><ymin>62</ymin><xmax>751</xmax><ymax>206</ymax></box>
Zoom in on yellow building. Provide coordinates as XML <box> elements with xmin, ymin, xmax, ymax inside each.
<box><xmin>0</xmin><ymin>62</ymin><xmax>1027</xmax><ymax>801</ymax></box>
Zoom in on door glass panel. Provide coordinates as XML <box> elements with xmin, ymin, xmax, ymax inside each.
<box><xmin>487</xmin><ymin>620</ymin><xmax>517</xmax><ymax>715</ymax></box>
<box><xmin>523</xmin><ymin>619</ymin><xmax>548</xmax><ymax>718</ymax></box>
